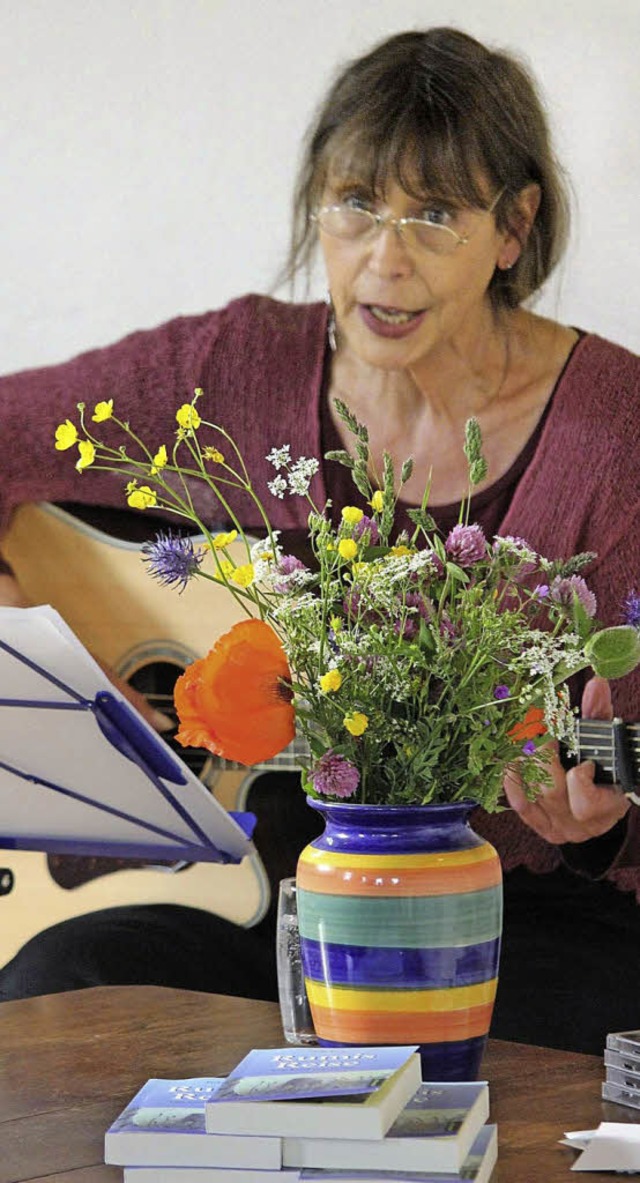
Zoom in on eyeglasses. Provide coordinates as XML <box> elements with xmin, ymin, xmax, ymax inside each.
<box><xmin>311</xmin><ymin>189</ymin><xmax>505</xmax><ymax>257</ymax></box>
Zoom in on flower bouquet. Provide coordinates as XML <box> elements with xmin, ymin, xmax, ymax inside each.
<box><xmin>54</xmin><ymin>391</ymin><xmax>640</xmax><ymax>813</ymax></box>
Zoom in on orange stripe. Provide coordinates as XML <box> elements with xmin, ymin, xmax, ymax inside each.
<box><xmin>309</xmin><ymin>1001</ymin><xmax>495</xmax><ymax>1043</ymax></box>
<box><xmin>298</xmin><ymin>857</ymin><xmax>501</xmax><ymax>897</ymax></box>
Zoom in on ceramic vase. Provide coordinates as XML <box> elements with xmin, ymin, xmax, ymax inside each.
<box><xmin>296</xmin><ymin>798</ymin><xmax>502</xmax><ymax>1081</ymax></box>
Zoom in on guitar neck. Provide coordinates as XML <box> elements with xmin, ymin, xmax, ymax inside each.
<box><xmin>572</xmin><ymin>718</ymin><xmax>640</xmax><ymax>794</ymax></box>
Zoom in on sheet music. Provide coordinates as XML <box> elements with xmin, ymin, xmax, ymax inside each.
<box><xmin>0</xmin><ymin>606</ymin><xmax>256</xmax><ymax>863</ymax></box>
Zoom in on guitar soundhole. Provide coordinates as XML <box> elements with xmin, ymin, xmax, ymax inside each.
<box><xmin>127</xmin><ymin>660</ymin><xmax>211</xmax><ymax>780</ymax></box>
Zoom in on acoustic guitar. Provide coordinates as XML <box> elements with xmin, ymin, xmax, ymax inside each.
<box><xmin>0</xmin><ymin>501</ymin><xmax>318</xmax><ymax>971</ymax></box>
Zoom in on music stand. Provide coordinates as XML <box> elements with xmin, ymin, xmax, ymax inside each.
<box><xmin>0</xmin><ymin>605</ymin><xmax>256</xmax><ymax>865</ymax></box>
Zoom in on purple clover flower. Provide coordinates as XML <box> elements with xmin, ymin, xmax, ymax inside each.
<box><xmin>310</xmin><ymin>751</ymin><xmax>360</xmax><ymax>799</ymax></box>
<box><xmin>623</xmin><ymin>591</ymin><xmax>640</xmax><ymax>628</ymax></box>
<box><xmin>352</xmin><ymin>515</ymin><xmax>380</xmax><ymax>545</ymax></box>
<box><xmin>272</xmin><ymin>553</ymin><xmax>308</xmax><ymax>593</ymax></box>
<box><xmin>445</xmin><ymin>523</ymin><xmax>487</xmax><ymax>567</ymax></box>
<box><xmin>142</xmin><ymin>530</ymin><xmax>204</xmax><ymax>593</ymax></box>
<box><xmin>494</xmin><ymin>684</ymin><xmax>510</xmax><ymax>700</ymax></box>
<box><xmin>550</xmin><ymin>574</ymin><xmax>597</xmax><ymax>618</ymax></box>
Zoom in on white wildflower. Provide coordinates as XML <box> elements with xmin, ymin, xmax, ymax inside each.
<box><xmin>267</xmin><ymin>475</ymin><xmax>287</xmax><ymax>499</ymax></box>
<box><xmin>266</xmin><ymin>445</ymin><xmax>291</xmax><ymax>471</ymax></box>
<box><xmin>287</xmin><ymin>457</ymin><xmax>320</xmax><ymax>496</ymax></box>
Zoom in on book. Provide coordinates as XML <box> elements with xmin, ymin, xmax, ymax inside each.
<box><xmin>204</xmin><ymin>1045</ymin><xmax>422</xmax><ymax>1140</ymax></box>
<box><xmin>298</xmin><ymin>1124</ymin><xmax>498</xmax><ymax>1181</ymax></box>
<box><xmin>281</xmin><ymin>1081</ymin><xmax>490</xmax><ymax>1173</ymax></box>
<box><xmin>106</xmin><ymin>1075</ymin><xmax>488</xmax><ymax>1176</ymax></box>
<box><xmin>122</xmin><ymin>1124</ymin><xmax>498</xmax><ymax>1183</ymax></box>
<box><xmin>104</xmin><ymin>1077</ymin><xmax>281</xmax><ymax>1168</ymax></box>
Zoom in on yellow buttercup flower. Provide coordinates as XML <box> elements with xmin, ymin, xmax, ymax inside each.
<box><xmin>370</xmin><ymin>490</ymin><xmax>384</xmax><ymax>513</ymax></box>
<box><xmin>341</xmin><ymin>506</ymin><xmax>364</xmax><ymax>526</ymax></box>
<box><xmin>344</xmin><ymin>711</ymin><xmax>368</xmax><ymax>737</ymax></box>
<box><xmin>230</xmin><ymin>563</ymin><xmax>255</xmax><ymax>588</ymax></box>
<box><xmin>212</xmin><ymin>530</ymin><xmax>238</xmax><ymax>550</ymax></box>
<box><xmin>150</xmin><ymin>444</ymin><xmax>168</xmax><ymax>474</ymax></box>
<box><xmin>54</xmin><ymin>420</ymin><xmax>78</xmax><ymax>450</ymax></box>
<box><xmin>338</xmin><ymin>539</ymin><xmax>358</xmax><ymax>561</ymax></box>
<box><xmin>127</xmin><ymin>485</ymin><xmax>157</xmax><ymax>510</ymax></box>
<box><xmin>175</xmin><ymin>404</ymin><xmax>201</xmax><ymax>431</ymax></box>
<box><xmin>75</xmin><ymin>440</ymin><xmax>96</xmax><ymax>471</ymax></box>
<box><xmin>320</xmin><ymin>669</ymin><xmax>342</xmax><ymax>693</ymax></box>
<box><xmin>203</xmin><ymin>446</ymin><xmax>225</xmax><ymax>463</ymax></box>
<box><xmin>92</xmin><ymin>400</ymin><xmax>114</xmax><ymax>422</ymax></box>
<box><xmin>391</xmin><ymin>544</ymin><xmax>413</xmax><ymax>558</ymax></box>
<box><xmin>218</xmin><ymin>559</ymin><xmax>234</xmax><ymax>578</ymax></box>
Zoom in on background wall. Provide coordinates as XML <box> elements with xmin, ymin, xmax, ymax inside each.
<box><xmin>2</xmin><ymin>0</ymin><xmax>638</xmax><ymax>375</ymax></box>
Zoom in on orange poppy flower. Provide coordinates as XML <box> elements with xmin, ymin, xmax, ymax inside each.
<box><xmin>508</xmin><ymin>705</ymin><xmax>547</xmax><ymax>742</ymax></box>
<box><xmin>174</xmin><ymin>619</ymin><xmax>295</xmax><ymax>765</ymax></box>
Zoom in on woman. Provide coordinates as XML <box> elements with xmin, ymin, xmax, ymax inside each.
<box><xmin>0</xmin><ymin>27</ymin><xmax>638</xmax><ymax>1053</ymax></box>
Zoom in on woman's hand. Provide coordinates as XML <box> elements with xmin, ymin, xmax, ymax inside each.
<box><xmin>503</xmin><ymin>677</ymin><xmax>630</xmax><ymax>844</ymax></box>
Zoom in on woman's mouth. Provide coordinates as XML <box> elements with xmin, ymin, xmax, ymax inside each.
<box><xmin>359</xmin><ymin>303</ymin><xmax>427</xmax><ymax>338</ymax></box>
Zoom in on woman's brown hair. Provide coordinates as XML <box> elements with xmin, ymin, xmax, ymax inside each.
<box><xmin>282</xmin><ymin>27</ymin><xmax>570</xmax><ymax>310</ymax></box>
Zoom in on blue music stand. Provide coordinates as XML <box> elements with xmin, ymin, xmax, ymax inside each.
<box><xmin>0</xmin><ymin>606</ymin><xmax>257</xmax><ymax>865</ymax></box>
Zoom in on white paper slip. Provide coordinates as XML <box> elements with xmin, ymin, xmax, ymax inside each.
<box><xmin>569</xmin><ymin>1122</ymin><xmax>640</xmax><ymax>1172</ymax></box>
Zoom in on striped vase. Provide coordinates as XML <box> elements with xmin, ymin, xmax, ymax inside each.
<box><xmin>296</xmin><ymin>798</ymin><xmax>502</xmax><ymax>1081</ymax></box>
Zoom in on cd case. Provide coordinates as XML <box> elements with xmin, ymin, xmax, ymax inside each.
<box><xmin>606</xmin><ymin>1030</ymin><xmax>640</xmax><ymax>1057</ymax></box>
<box><xmin>602</xmin><ymin>1080</ymin><xmax>640</xmax><ymax>1111</ymax></box>
<box><xmin>605</xmin><ymin>1049</ymin><xmax>640</xmax><ymax>1077</ymax></box>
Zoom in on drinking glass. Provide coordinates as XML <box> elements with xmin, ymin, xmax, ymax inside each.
<box><xmin>276</xmin><ymin>876</ymin><xmax>317</xmax><ymax>1044</ymax></box>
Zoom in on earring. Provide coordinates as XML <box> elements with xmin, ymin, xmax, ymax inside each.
<box><xmin>499</xmin><ymin>249</ymin><xmax>519</xmax><ymax>271</ymax></box>
<box><xmin>326</xmin><ymin>293</ymin><xmax>337</xmax><ymax>352</ymax></box>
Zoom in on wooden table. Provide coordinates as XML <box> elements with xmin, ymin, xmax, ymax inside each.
<box><xmin>0</xmin><ymin>985</ymin><xmax>638</xmax><ymax>1183</ymax></box>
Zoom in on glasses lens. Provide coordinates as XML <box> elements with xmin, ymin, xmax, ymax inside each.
<box><xmin>404</xmin><ymin>220</ymin><xmax>460</xmax><ymax>256</ymax></box>
<box><xmin>317</xmin><ymin>206</ymin><xmax>374</xmax><ymax>239</ymax></box>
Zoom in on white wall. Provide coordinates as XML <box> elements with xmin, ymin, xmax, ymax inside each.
<box><xmin>2</xmin><ymin>0</ymin><xmax>638</xmax><ymax>375</ymax></box>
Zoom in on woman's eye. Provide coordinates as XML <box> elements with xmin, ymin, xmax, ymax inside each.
<box><xmin>342</xmin><ymin>194</ymin><xmax>373</xmax><ymax>212</ymax></box>
<box><xmin>420</xmin><ymin>206</ymin><xmax>452</xmax><ymax>227</ymax></box>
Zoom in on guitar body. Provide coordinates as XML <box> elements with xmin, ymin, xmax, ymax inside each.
<box><xmin>1</xmin><ymin>500</ymin><xmax>254</xmax><ymax>670</ymax></box>
<box><xmin>0</xmin><ymin>501</ymin><xmax>304</xmax><ymax>971</ymax></box>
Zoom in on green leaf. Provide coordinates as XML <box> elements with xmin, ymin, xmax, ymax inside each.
<box><xmin>445</xmin><ymin>562</ymin><xmax>471</xmax><ymax>584</ymax></box>
<box><xmin>584</xmin><ymin>626</ymin><xmax>640</xmax><ymax>679</ymax></box>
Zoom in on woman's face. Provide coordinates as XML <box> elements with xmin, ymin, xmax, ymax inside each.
<box><xmin>319</xmin><ymin>172</ymin><xmax>512</xmax><ymax>372</ymax></box>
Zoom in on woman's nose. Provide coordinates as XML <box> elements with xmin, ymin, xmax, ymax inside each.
<box><xmin>365</xmin><ymin>221</ymin><xmax>414</xmax><ymax>279</ymax></box>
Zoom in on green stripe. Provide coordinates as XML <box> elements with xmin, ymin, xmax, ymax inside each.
<box><xmin>297</xmin><ymin>886</ymin><xmax>502</xmax><ymax>949</ymax></box>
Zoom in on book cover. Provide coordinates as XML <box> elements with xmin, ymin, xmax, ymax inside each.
<box><xmin>123</xmin><ymin>1125</ymin><xmax>498</xmax><ymax>1183</ymax></box>
<box><xmin>104</xmin><ymin>1077</ymin><xmax>281</xmax><ymax>1168</ymax></box>
<box><xmin>204</xmin><ymin>1045</ymin><xmax>422</xmax><ymax>1141</ymax></box>
<box><xmin>282</xmin><ymin>1081</ymin><xmax>490</xmax><ymax>1173</ymax></box>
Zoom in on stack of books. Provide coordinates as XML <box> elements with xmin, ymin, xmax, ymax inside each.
<box><xmin>603</xmin><ymin>1028</ymin><xmax>640</xmax><ymax>1109</ymax></box>
<box><xmin>105</xmin><ymin>1044</ymin><xmax>498</xmax><ymax>1182</ymax></box>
